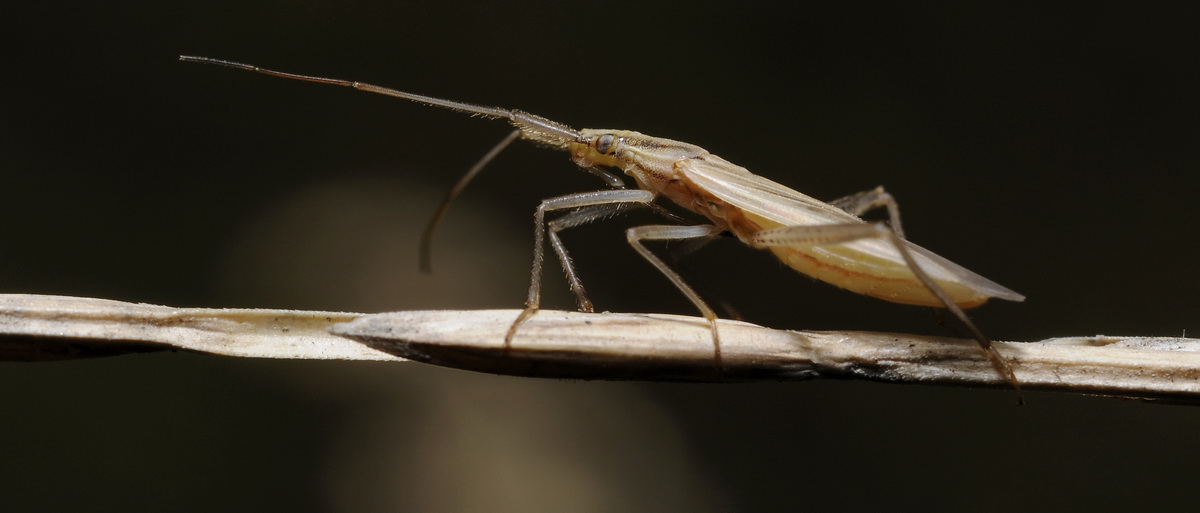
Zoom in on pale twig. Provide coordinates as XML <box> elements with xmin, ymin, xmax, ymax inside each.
<box><xmin>0</xmin><ymin>294</ymin><xmax>397</xmax><ymax>362</ymax></box>
<box><xmin>3</xmin><ymin>294</ymin><xmax>1199</xmax><ymax>403</ymax></box>
<box><xmin>336</xmin><ymin>310</ymin><xmax>1200</xmax><ymax>402</ymax></box>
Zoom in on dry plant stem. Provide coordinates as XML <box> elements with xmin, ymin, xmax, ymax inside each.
<box><xmin>0</xmin><ymin>294</ymin><xmax>398</xmax><ymax>361</ymax></box>
<box><xmin>338</xmin><ymin>310</ymin><xmax>1200</xmax><ymax>403</ymax></box>
<box><xmin>4</xmin><ymin>294</ymin><xmax>1199</xmax><ymax>403</ymax></box>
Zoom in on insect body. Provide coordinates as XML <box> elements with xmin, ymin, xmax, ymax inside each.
<box><xmin>569</xmin><ymin>130</ymin><xmax>1023</xmax><ymax>308</ymax></box>
<box><xmin>181</xmin><ymin>56</ymin><xmax>1025</xmax><ymax>398</ymax></box>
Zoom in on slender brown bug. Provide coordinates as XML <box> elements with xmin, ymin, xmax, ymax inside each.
<box><xmin>181</xmin><ymin>56</ymin><xmax>1025</xmax><ymax>399</ymax></box>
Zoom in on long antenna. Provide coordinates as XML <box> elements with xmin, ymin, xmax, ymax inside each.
<box><xmin>181</xmin><ymin>55</ymin><xmax>594</xmax><ymax>269</ymax></box>
<box><xmin>178</xmin><ymin>56</ymin><xmax>582</xmax><ymax>146</ymax></box>
<box><xmin>180</xmin><ymin>55</ymin><xmax>512</xmax><ymax>118</ymax></box>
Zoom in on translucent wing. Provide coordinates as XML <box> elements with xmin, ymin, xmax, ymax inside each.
<box><xmin>680</xmin><ymin>155</ymin><xmax>1024</xmax><ymax>302</ymax></box>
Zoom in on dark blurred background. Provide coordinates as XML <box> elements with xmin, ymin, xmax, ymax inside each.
<box><xmin>3</xmin><ymin>2</ymin><xmax>1199</xmax><ymax>511</ymax></box>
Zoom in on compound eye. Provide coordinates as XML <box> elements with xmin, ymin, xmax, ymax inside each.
<box><xmin>594</xmin><ymin>134</ymin><xmax>615</xmax><ymax>154</ymax></box>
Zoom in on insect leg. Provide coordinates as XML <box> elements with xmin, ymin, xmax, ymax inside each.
<box><xmin>829</xmin><ymin>186</ymin><xmax>905</xmax><ymax>239</ymax></box>
<box><xmin>662</xmin><ymin>231</ymin><xmax>745</xmax><ymax>320</ymax></box>
<box><xmin>505</xmin><ymin>189</ymin><xmax>657</xmax><ymax>349</ymax></box>
<box><xmin>580</xmin><ymin>165</ymin><xmax>628</xmax><ymax>189</ymax></box>
<box><xmin>544</xmin><ymin>196</ymin><xmax>706</xmax><ymax>313</ymax></box>
<box><xmin>546</xmin><ymin>203</ymin><xmax>646</xmax><ymax>312</ymax></box>
<box><xmin>626</xmin><ymin>224</ymin><xmax>727</xmax><ymax>366</ymax></box>
<box><xmin>751</xmin><ymin>222</ymin><xmax>1022</xmax><ymax>402</ymax></box>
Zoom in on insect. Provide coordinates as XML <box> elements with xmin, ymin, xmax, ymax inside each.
<box><xmin>181</xmin><ymin>56</ymin><xmax>1025</xmax><ymax>399</ymax></box>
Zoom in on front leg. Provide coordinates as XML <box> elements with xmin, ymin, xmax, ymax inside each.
<box><xmin>505</xmin><ymin>189</ymin><xmax>657</xmax><ymax>348</ymax></box>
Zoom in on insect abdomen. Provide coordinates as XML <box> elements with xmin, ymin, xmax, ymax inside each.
<box><xmin>768</xmin><ymin>244</ymin><xmax>990</xmax><ymax>308</ymax></box>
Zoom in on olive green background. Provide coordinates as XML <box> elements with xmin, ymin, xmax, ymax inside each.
<box><xmin>4</xmin><ymin>3</ymin><xmax>1199</xmax><ymax>511</ymax></box>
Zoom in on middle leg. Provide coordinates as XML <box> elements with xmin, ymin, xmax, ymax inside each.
<box><xmin>626</xmin><ymin>224</ymin><xmax>728</xmax><ymax>367</ymax></box>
